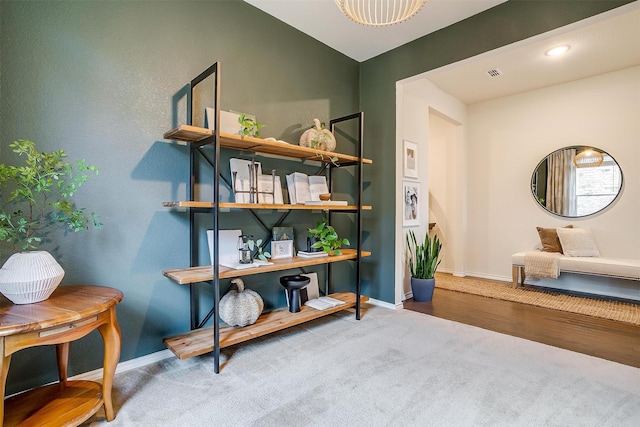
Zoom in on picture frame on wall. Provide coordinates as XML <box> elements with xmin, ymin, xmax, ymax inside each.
<box><xmin>403</xmin><ymin>140</ymin><xmax>418</xmax><ymax>179</ymax></box>
<box><xmin>403</xmin><ymin>181</ymin><xmax>420</xmax><ymax>227</ymax></box>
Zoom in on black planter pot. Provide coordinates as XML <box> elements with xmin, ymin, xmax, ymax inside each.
<box><xmin>306</xmin><ymin>237</ymin><xmax>322</xmax><ymax>253</ymax></box>
<box><xmin>411</xmin><ymin>277</ymin><xmax>435</xmax><ymax>302</ymax></box>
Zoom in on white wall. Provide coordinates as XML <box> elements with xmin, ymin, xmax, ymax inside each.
<box><xmin>395</xmin><ymin>77</ymin><xmax>467</xmax><ymax>304</ymax></box>
<box><xmin>396</xmin><ymin>65</ymin><xmax>639</xmax><ymax>302</ymax></box>
<box><xmin>465</xmin><ymin>66</ymin><xmax>640</xmax><ymax>281</ymax></box>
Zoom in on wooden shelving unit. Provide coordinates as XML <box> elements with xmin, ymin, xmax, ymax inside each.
<box><xmin>163</xmin><ymin>201</ymin><xmax>372</xmax><ymax>211</ymax></box>
<box><xmin>161</xmin><ymin>62</ymin><xmax>370</xmax><ymax>371</ymax></box>
<box><xmin>164</xmin><ymin>126</ymin><xmax>372</xmax><ymax>166</ymax></box>
<box><xmin>164</xmin><ymin>292</ymin><xmax>368</xmax><ymax>360</ymax></box>
<box><xmin>163</xmin><ymin>249</ymin><xmax>371</xmax><ymax>284</ymax></box>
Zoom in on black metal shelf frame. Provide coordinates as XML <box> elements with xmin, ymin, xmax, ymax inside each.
<box><xmin>179</xmin><ymin>61</ymin><xmax>365</xmax><ymax>373</ymax></box>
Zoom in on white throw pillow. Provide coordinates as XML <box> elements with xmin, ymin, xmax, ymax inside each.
<box><xmin>556</xmin><ymin>227</ymin><xmax>601</xmax><ymax>257</ymax></box>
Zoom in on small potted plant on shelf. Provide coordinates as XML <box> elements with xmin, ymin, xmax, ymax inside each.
<box><xmin>307</xmin><ymin>218</ymin><xmax>349</xmax><ymax>256</ymax></box>
<box><xmin>0</xmin><ymin>139</ymin><xmax>102</xmax><ymax>304</ymax></box>
<box><xmin>238</xmin><ymin>113</ymin><xmax>264</xmax><ymax>138</ymax></box>
<box><xmin>405</xmin><ymin>229</ymin><xmax>442</xmax><ymax>302</ymax></box>
<box><xmin>237</xmin><ymin>234</ymin><xmax>272</xmax><ymax>264</ymax></box>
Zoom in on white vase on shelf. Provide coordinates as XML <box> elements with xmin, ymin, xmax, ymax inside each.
<box><xmin>0</xmin><ymin>251</ymin><xmax>65</xmax><ymax>304</ymax></box>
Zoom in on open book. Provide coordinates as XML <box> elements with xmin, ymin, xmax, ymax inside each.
<box><xmin>286</xmin><ymin>173</ymin><xmax>345</xmax><ymax>205</ymax></box>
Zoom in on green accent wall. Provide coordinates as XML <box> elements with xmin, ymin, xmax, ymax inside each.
<box><xmin>0</xmin><ymin>0</ymin><xmax>632</xmax><ymax>395</ymax></box>
<box><xmin>0</xmin><ymin>0</ymin><xmax>358</xmax><ymax>395</ymax></box>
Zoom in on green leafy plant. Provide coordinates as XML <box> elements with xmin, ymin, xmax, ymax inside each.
<box><xmin>406</xmin><ymin>230</ymin><xmax>441</xmax><ymax>279</ymax></box>
<box><xmin>0</xmin><ymin>139</ymin><xmax>102</xmax><ymax>252</ymax></box>
<box><xmin>238</xmin><ymin>113</ymin><xmax>264</xmax><ymax>138</ymax></box>
<box><xmin>314</xmin><ymin>153</ymin><xmax>340</xmax><ymax>167</ymax></box>
<box><xmin>308</xmin><ymin>218</ymin><xmax>349</xmax><ymax>256</ymax></box>
<box><xmin>248</xmin><ymin>238</ymin><xmax>271</xmax><ymax>262</ymax></box>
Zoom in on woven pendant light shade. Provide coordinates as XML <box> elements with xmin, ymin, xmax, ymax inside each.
<box><xmin>335</xmin><ymin>0</ymin><xmax>428</xmax><ymax>26</ymax></box>
<box><xmin>574</xmin><ymin>148</ymin><xmax>604</xmax><ymax>168</ymax></box>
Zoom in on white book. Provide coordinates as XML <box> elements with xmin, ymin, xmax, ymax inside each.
<box><xmin>297</xmin><ymin>251</ymin><xmax>328</xmax><ymax>258</ymax></box>
<box><xmin>285</xmin><ymin>174</ymin><xmax>296</xmax><ymax>204</ymax></box>
<box><xmin>286</xmin><ymin>172</ymin><xmax>311</xmax><ymax>205</ymax></box>
<box><xmin>257</xmin><ymin>174</ymin><xmax>284</xmax><ymax>204</ymax></box>
<box><xmin>303</xmin><ymin>200</ymin><xmax>348</xmax><ymax>206</ymax></box>
<box><xmin>308</xmin><ymin>175</ymin><xmax>329</xmax><ymax>201</ymax></box>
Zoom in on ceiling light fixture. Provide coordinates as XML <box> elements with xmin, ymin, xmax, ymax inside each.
<box><xmin>574</xmin><ymin>148</ymin><xmax>604</xmax><ymax>168</ymax></box>
<box><xmin>545</xmin><ymin>45</ymin><xmax>571</xmax><ymax>56</ymax></box>
<box><xmin>334</xmin><ymin>0</ymin><xmax>428</xmax><ymax>26</ymax></box>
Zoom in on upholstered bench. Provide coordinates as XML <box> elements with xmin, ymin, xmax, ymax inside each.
<box><xmin>511</xmin><ymin>252</ymin><xmax>640</xmax><ymax>288</ymax></box>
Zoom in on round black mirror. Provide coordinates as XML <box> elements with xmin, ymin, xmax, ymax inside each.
<box><xmin>531</xmin><ymin>146</ymin><xmax>623</xmax><ymax>218</ymax></box>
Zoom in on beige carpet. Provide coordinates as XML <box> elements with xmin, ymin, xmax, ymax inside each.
<box><xmin>83</xmin><ymin>305</ymin><xmax>640</xmax><ymax>426</ymax></box>
<box><xmin>434</xmin><ymin>273</ymin><xmax>640</xmax><ymax>326</ymax></box>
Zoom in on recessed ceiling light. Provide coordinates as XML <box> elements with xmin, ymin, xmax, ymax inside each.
<box><xmin>545</xmin><ymin>45</ymin><xmax>571</xmax><ymax>57</ymax></box>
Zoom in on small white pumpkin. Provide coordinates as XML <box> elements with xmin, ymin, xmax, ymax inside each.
<box><xmin>219</xmin><ymin>278</ymin><xmax>264</xmax><ymax>327</ymax></box>
<box><xmin>299</xmin><ymin>118</ymin><xmax>336</xmax><ymax>152</ymax></box>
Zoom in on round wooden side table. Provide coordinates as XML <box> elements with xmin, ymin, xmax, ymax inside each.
<box><xmin>0</xmin><ymin>285</ymin><xmax>123</xmax><ymax>426</ymax></box>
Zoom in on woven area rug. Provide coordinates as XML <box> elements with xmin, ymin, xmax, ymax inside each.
<box><xmin>434</xmin><ymin>273</ymin><xmax>640</xmax><ymax>326</ymax></box>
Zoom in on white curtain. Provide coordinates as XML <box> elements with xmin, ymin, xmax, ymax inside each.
<box><xmin>546</xmin><ymin>148</ymin><xmax>577</xmax><ymax>216</ymax></box>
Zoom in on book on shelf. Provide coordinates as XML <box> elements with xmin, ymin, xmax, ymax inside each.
<box><xmin>303</xmin><ymin>200</ymin><xmax>348</xmax><ymax>206</ymax></box>
<box><xmin>297</xmin><ymin>250</ymin><xmax>328</xmax><ymax>258</ymax></box>
<box><xmin>304</xmin><ymin>296</ymin><xmax>346</xmax><ymax>311</ymax></box>
<box><xmin>308</xmin><ymin>175</ymin><xmax>329</xmax><ymax>201</ymax></box>
<box><xmin>286</xmin><ymin>172</ymin><xmax>346</xmax><ymax>205</ymax></box>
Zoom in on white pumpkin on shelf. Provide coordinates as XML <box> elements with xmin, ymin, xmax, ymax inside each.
<box><xmin>219</xmin><ymin>278</ymin><xmax>264</xmax><ymax>327</ymax></box>
<box><xmin>299</xmin><ymin>118</ymin><xmax>336</xmax><ymax>152</ymax></box>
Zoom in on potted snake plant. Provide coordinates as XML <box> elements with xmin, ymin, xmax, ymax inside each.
<box><xmin>406</xmin><ymin>229</ymin><xmax>442</xmax><ymax>302</ymax></box>
<box><xmin>0</xmin><ymin>139</ymin><xmax>101</xmax><ymax>304</ymax></box>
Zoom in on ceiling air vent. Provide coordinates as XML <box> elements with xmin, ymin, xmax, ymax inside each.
<box><xmin>486</xmin><ymin>68</ymin><xmax>503</xmax><ymax>78</ymax></box>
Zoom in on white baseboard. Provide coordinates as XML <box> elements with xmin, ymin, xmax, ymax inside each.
<box><xmin>70</xmin><ymin>349</ymin><xmax>175</xmax><ymax>382</ymax></box>
<box><xmin>366</xmin><ymin>297</ymin><xmax>401</xmax><ymax>310</ymax></box>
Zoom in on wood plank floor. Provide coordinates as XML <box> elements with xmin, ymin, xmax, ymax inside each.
<box><xmin>403</xmin><ymin>282</ymin><xmax>640</xmax><ymax>368</ymax></box>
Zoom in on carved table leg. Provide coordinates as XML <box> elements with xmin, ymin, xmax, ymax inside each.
<box><xmin>98</xmin><ymin>307</ymin><xmax>122</xmax><ymax>421</ymax></box>
<box><xmin>56</xmin><ymin>342</ymin><xmax>70</xmax><ymax>386</ymax></box>
<box><xmin>0</xmin><ymin>340</ymin><xmax>11</xmax><ymax>425</ymax></box>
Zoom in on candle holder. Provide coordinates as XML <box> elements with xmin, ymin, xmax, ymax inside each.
<box><xmin>237</xmin><ymin>234</ymin><xmax>254</xmax><ymax>264</ymax></box>
<box><xmin>232</xmin><ymin>159</ymin><xmax>276</xmax><ymax>204</ymax></box>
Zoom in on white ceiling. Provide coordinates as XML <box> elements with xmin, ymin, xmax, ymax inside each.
<box><xmin>245</xmin><ymin>1</ymin><xmax>640</xmax><ymax>104</ymax></box>
<box><xmin>423</xmin><ymin>2</ymin><xmax>640</xmax><ymax>104</ymax></box>
<box><xmin>244</xmin><ymin>0</ymin><xmax>507</xmax><ymax>62</ymax></box>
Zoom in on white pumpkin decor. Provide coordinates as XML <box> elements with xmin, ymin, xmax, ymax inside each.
<box><xmin>299</xmin><ymin>118</ymin><xmax>336</xmax><ymax>152</ymax></box>
<box><xmin>219</xmin><ymin>278</ymin><xmax>264</xmax><ymax>327</ymax></box>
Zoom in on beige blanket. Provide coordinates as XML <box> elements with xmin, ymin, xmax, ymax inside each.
<box><xmin>524</xmin><ymin>251</ymin><xmax>561</xmax><ymax>279</ymax></box>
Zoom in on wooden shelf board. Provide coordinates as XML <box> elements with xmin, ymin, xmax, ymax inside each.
<box><xmin>164</xmin><ymin>292</ymin><xmax>368</xmax><ymax>360</ymax></box>
<box><xmin>3</xmin><ymin>380</ymin><xmax>104</xmax><ymax>426</ymax></box>
<box><xmin>163</xmin><ymin>249</ymin><xmax>370</xmax><ymax>284</ymax></box>
<box><xmin>164</xmin><ymin>124</ymin><xmax>213</xmax><ymax>142</ymax></box>
<box><xmin>163</xmin><ymin>201</ymin><xmax>371</xmax><ymax>211</ymax></box>
<box><xmin>163</xmin><ymin>125</ymin><xmax>372</xmax><ymax>165</ymax></box>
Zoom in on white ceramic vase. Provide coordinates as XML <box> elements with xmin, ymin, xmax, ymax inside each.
<box><xmin>0</xmin><ymin>251</ymin><xmax>65</xmax><ymax>304</ymax></box>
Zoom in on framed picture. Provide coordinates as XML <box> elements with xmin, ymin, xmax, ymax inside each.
<box><xmin>403</xmin><ymin>140</ymin><xmax>418</xmax><ymax>179</ymax></box>
<box><xmin>402</xmin><ymin>181</ymin><xmax>420</xmax><ymax>227</ymax></box>
<box><xmin>271</xmin><ymin>240</ymin><xmax>294</xmax><ymax>259</ymax></box>
<box><xmin>272</xmin><ymin>226</ymin><xmax>294</xmax><ymax>241</ymax></box>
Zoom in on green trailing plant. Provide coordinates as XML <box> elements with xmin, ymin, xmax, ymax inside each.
<box><xmin>406</xmin><ymin>230</ymin><xmax>442</xmax><ymax>279</ymax></box>
<box><xmin>248</xmin><ymin>238</ymin><xmax>271</xmax><ymax>262</ymax></box>
<box><xmin>238</xmin><ymin>113</ymin><xmax>264</xmax><ymax>138</ymax></box>
<box><xmin>308</xmin><ymin>218</ymin><xmax>349</xmax><ymax>256</ymax></box>
<box><xmin>314</xmin><ymin>153</ymin><xmax>340</xmax><ymax>167</ymax></box>
<box><xmin>0</xmin><ymin>139</ymin><xmax>102</xmax><ymax>252</ymax></box>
